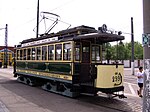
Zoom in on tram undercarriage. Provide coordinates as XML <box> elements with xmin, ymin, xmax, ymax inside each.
<box><xmin>15</xmin><ymin>72</ymin><xmax>126</xmax><ymax>99</ymax></box>
<box><xmin>16</xmin><ymin>74</ymin><xmax>80</xmax><ymax>97</ymax></box>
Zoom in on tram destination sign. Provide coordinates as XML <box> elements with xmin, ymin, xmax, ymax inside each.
<box><xmin>22</xmin><ymin>37</ymin><xmax>58</xmax><ymax>47</ymax></box>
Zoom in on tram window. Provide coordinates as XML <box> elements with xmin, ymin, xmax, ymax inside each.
<box><xmin>83</xmin><ymin>47</ymin><xmax>89</xmax><ymax>52</ymax></box>
<box><xmin>36</xmin><ymin>47</ymin><xmax>41</xmax><ymax>60</ymax></box>
<box><xmin>42</xmin><ymin>46</ymin><xmax>47</xmax><ymax>60</ymax></box>
<box><xmin>16</xmin><ymin>50</ymin><xmax>19</xmax><ymax>60</ymax></box>
<box><xmin>31</xmin><ymin>48</ymin><xmax>36</xmax><ymax>60</ymax></box>
<box><xmin>23</xmin><ymin>49</ymin><xmax>26</xmax><ymax>60</ymax></box>
<box><xmin>55</xmin><ymin>44</ymin><xmax>62</xmax><ymax>60</ymax></box>
<box><xmin>48</xmin><ymin>45</ymin><xmax>54</xmax><ymax>60</ymax></box>
<box><xmin>16</xmin><ymin>50</ymin><xmax>20</xmax><ymax>60</ymax></box>
<box><xmin>75</xmin><ymin>43</ymin><xmax>80</xmax><ymax>61</ymax></box>
<box><xmin>95</xmin><ymin>46</ymin><xmax>100</xmax><ymax>61</ymax></box>
<box><xmin>20</xmin><ymin>50</ymin><xmax>23</xmax><ymax>60</ymax></box>
<box><xmin>92</xmin><ymin>46</ymin><xmax>100</xmax><ymax>61</ymax></box>
<box><xmin>63</xmin><ymin>43</ymin><xmax>71</xmax><ymax>60</ymax></box>
<box><xmin>27</xmin><ymin>48</ymin><xmax>31</xmax><ymax>60</ymax></box>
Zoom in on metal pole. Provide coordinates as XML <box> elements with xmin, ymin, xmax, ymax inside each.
<box><xmin>36</xmin><ymin>0</ymin><xmax>39</xmax><ymax>38</ymax></box>
<box><xmin>131</xmin><ymin>17</ymin><xmax>134</xmax><ymax>75</ymax></box>
<box><xmin>143</xmin><ymin>0</ymin><xmax>150</xmax><ymax>111</ymax></box>
<box><xmin>3</xmin><ymin>24</ymin><xmax>8</xmax><ymax>68</ymax></box>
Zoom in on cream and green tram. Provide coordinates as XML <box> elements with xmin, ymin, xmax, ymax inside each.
<box><xmin>14</xmin><ymin>25</ymin><xmax>125</xmax><ymax>98</ymax></box>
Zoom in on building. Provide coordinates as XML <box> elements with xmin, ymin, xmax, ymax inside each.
<box><xmin>0</xmin><ymin>46</ymin><xmax>14</xmax><ymax>66</ymax></box>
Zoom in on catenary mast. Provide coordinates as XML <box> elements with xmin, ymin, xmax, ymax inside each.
<box><xmin>143</xmin><ymin>0</ymin><xmax>150</xmax><ymax>111</ymax></box>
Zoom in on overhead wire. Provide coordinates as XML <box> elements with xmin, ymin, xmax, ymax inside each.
<box><xmin>49</xmin><ymin>0</ymin><xmax>75</xmax><ymax>11</ymax></box>
<box><xmin>5</xmin><ymin>0</ymin><xmax>76</xmax><ymax>36</ymax></box>
<box><xmin>21</xmin><ymin>0</ymin><xmax>75</xmax><ymax>29</ymax></box>
<box><xmin>14</xmin><ymin>18</ymin><xmax>36</xmax><ymax>30</ymax></box>
<box><xmin>34</xmin><ymin>0</ymin><xmax>75</xmax><ymax>34</ymax></box>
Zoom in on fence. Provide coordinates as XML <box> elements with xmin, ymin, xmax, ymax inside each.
<box><xmin>124</xmin><ymin>60</ymin><xmax>143</xmax><ymax>68</ymax></box>
<box><xmin>103</xmin><ymin>60</ymin><xmax>143</xmax><ymax>68</ymax></box>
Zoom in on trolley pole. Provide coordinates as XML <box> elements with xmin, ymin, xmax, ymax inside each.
<box><xmin>3</xmin><ymin>24</ymin><xmax>8</xmax><ymax>68</ymax></box>
<box><xmin>36</xmin><ymin>0</ymin><xmax>39</xmax><ymax>38</ymax></box>
<box><xmin>131</xmin><ymin>17</ymin><xmax>134</xmax><ymax>75</ymax></box>
<box><xmin>143</xmin><ymin>0</ymin><xmax>150</xmax><ymax>112</ymax></box>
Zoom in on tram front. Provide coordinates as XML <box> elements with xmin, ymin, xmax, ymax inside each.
<box><xmin>73</xmin><ymin>25</ymin><xmax>126</xmax><ymax>98</ymax></box>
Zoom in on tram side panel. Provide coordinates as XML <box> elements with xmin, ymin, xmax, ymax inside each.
<box><xmin>14</xmin><ymin>61</ymin><xmax>82</xmax><ymax>97</ymax></box>
<box><xmin>15</xmin><ymin>61</ymin><xmax>73</xmax><ymax>82</ymax></box>
<box><xmin>95</xmin><ymin>64</ymin><xmax>124</xmax><ymax>94</ymax></box>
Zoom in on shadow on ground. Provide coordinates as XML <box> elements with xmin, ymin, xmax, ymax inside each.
<box><xmin>1</xmin><ymin>80</ymin><xmax>133</xmax><ymax>112</ymax></box>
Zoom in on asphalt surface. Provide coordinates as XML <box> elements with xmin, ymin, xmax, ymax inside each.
<box><xmin>0</xmin><ymin>67</ymin><xmax>142</xmax><ymax>112</ymax></box>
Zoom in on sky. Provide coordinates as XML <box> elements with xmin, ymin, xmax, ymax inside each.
<box><xmin>0</xmin><ymin>0</ymin><xmax>143</xmax><ymax>46</ymax></box>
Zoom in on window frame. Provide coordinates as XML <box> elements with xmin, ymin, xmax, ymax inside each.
<box><xmin>63</xmin><ymin>43</ymin><xmax>72</xmax><ymax>61</ymax></box>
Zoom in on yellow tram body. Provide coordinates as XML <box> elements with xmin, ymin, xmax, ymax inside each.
<box><xmin>96</xmin><ymin>65</ymin><xmax>124</xmax><ymax>89</ymax></box>
<box><xmin>0</xmin><ymin>51</ymin><xmax>13</xmax><ymax>66</ymax></box>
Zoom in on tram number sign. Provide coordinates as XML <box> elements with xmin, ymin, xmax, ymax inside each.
<box><xmin>112</xmin><ymin>72</ymin><xmax>122</xmax><ymax>86</ymax></box>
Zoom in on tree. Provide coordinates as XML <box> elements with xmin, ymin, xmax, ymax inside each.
<box><xmin>124</xmin><ymin>42</ymin><xmax>143</xmax><ymax>60</ymax></box>
<box><xmin>104</xmin><ymin>43</ymin><xmax>112</xmax><ymax>63</ymax></box>
<box><xmin>103</xmin><ymin>41</ymin><xmax>143</xmax><ymax>61</ymax></box>
<box><xmin>117</xmin><ymin>41</ymin><xmax>125</xmax><ymax>61</ymax></box>
<box><xmin>109</xmin><ymin>41</ymin><xmax>126</xmax><ymax>61</ymax></box>
<box><xmin>134</xmin><ymin>42</ymin><xmax>143</xmax><ymax>59</ymax></box>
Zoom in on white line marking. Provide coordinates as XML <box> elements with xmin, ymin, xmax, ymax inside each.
<box><xmin>128</xmin><ymin>83</ymin><xmax>136</xmax><ymax>95</ymax></box>
<box><xmin>124</xmin><ymin>93</ymin><xmax>139</xmax><ymax>97</ymax></box>
<box><xmin>124</xmin><ymin>82</ymin><xmax>137</xmax><ymax>86</ymax></box>
<box><xmin>0</xmin><ymin>101</ymin><xmax>9</xmax><ymax>112</ymax></box>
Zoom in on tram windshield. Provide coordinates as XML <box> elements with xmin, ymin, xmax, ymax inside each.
<box><xmin>92</xmin><ymin>45</ymin><xmax>100</xmax><ymax>62</ymax></box>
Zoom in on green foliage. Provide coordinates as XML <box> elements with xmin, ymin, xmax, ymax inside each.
<box><xmin>105</xmin><ymin>43</ymin><xmax>112</xmax><ymax>60</ymax></box>
<box><xmin>134</xmin><ymin>42</ymin><xmax>143</xmax><ymax>59</ymax></box>
<box><xmin>104</xmin><ymin>41</ymin><xmax>143</xmax><ymax>60</ymax></box>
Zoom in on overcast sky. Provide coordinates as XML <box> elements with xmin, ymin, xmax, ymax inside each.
<box><xmin>0</xmin><ymin>0</ymin><xmax>143</xmax><ymax>46</ymax></box>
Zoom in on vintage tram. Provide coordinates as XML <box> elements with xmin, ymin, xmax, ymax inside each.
<box><xmin>13</xmin><ymin>25</ymin><xmax>125</xmax><ymax>98</ymax></box>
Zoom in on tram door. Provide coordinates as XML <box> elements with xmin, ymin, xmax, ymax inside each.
<box><xmin>80</xmin><ymin>41</ymin><xmax>91</xmax><ymax>82</ymax></box>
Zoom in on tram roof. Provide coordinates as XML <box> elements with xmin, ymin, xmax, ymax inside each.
<box><xmin>73</xmin><ymin>32</ymin><xmax>124</xmax><ymax>42</ymax></box>
<box><xmin>19</xmin><ymin>25</ymin><xmax>124</xmax><ymax>46</ymax></box>
<box><xmin>20</xmin><ymin>25</ymin><xmax>97</xmax><ymax>44</ymax></box>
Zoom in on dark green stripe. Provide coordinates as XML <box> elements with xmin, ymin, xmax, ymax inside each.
<box><xmin>16</xmin><ymin>62</ymin><xmax>26</xmax><ymax>69</ymax></box>
<box><xmin>16</xmin><ymin>61</ymin><xmax>71</xmax><ymax>74</ymax></box>
<box><xmin>48</xmin><ymin>63</ymin><xmax>71</xmax><ymax>74</ymax></box>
